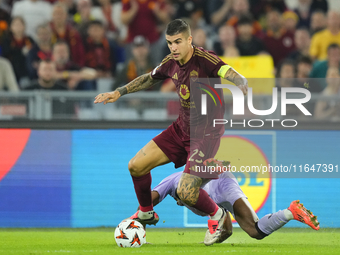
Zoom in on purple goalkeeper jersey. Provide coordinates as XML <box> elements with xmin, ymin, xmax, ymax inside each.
<box><xmin>153</xmin><ymin>172</ymin><xmax>246</xmax><ymax>217</ymax></box>
<box><xmin>151</xmin><ymin>46</ymin><xmax>226</xmax><ymax>139</ymax></box>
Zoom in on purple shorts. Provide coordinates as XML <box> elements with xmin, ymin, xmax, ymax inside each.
<box><xmin>153</xmin><ymin>122</ymin><xmax>220</xmax><ymax>179</ymax></box>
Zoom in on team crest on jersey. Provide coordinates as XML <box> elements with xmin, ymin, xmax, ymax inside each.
<box><xmin>190</xmin><ymin>70</ymin><xmax>198</xmax><ymax>81</ymax></box>
<box><xmin>180</xmin><ymin>84</ymin><xmax>190</xmax><ymax>100</ymax></box>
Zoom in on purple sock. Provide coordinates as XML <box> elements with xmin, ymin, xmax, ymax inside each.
<box><xmin>256</xmin><ymin>210</ymin><xmax>290</xmax><ymax>235</ymax></box>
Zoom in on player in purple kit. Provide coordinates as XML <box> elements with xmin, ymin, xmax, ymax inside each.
<box><xmin>150</xmin><ymin>171</ymin><xmax>320</xmax><ymax>244</ymax></box>
<box><xmin>94</xmin><ymin>19</ymin><xmax>248</xmax><ymax>245</ymax></box>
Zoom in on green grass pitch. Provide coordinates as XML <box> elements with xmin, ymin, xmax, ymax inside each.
<box><xmin>1</xmin><ymin>228</ymin><xmax>340</xmax><ymax>255</ymax></box>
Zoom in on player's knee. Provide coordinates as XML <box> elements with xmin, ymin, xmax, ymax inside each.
<box><xmin>128</xmin><ymin>159</ymin><xmax>144</xmax><ymax>177</ymax></box>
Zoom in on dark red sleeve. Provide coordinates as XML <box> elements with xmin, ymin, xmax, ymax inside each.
<box><xmin>150</xmin><ymin>56</ymin><xmax>172</xmax><ymax>80</ymax></box>
<box><xmin>203</xmin><ymin>51</ymin><xmax>227</xmax><ymax>78</ymax></box>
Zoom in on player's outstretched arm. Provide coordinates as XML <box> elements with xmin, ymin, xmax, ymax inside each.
<box><xmin>224</xmin><ymin>68</ymin><xmax>248</xmax><ymax>95</ymax></box>
<box><xmin>94</xmin><ymin>72</ymin><xmax>159</xmax><ymax>104</ymax></box>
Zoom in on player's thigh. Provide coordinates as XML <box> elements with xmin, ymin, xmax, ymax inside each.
<box><xmin>128</xmin><ymin>140</ymin><xmax>170</xmax><ymax>176</ymax></box>
<box><xmin>233</xmin><ymin>197</ymin><xmax>260</xmax><ymax>238</ymax></box>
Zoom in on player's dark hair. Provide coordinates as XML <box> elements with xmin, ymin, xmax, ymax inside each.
<box><xmin>166</xmin><ymin>19</ymin><xmax>191</xmax><ymax>37</ymax></box>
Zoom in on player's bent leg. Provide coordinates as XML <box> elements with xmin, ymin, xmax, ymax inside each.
<box><xmin>177</xmin><ymin>173</ymin><xmax>227</xmax><ymax>245</ymax></box>
<box><xmin>129</xmin><ymin>140</ymin><xmax>170</xmax><ymax>226</ymax></box>
<box><xmin>233</xmin><ymin>197</ymin><xmax>265</xmax><ymax>240</ymax></box>
<box><xmin>128</xmin><ymin>140</ymin><xmax>171</xmax><ymax>177</ymax></box>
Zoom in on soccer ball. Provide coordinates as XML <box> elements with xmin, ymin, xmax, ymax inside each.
<box><xmin>114</xmin><ymin>219</ymin><xmax>146</xmax><ymax>248</ymax></box>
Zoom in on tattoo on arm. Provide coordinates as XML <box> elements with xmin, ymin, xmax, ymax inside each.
<box><xmin>177</xmin><ymin>173</ymin><xmax>203</xmax><ymax>206</ymax></box>
<box><xmin>116</xmin><ymin>86</ymin><xmax>127</xmax><ymax>96</ymax></box>
<box><xmin>224</xmin><ymin>68</ymin><xmax>248</xmax><ymax>86</ymax></box>
<box><xmin>116</xmin><ymin>73</ymin><xmax>159</xmax><ymax>96</ymax></box>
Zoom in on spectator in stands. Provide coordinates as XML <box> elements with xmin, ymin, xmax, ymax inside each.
<box><xmin>11</xmin><ymin>0</ymin><xmax>52</xmax><ymax>40</ymax></box>
<box><xmin>297</xmin><ymin>56</ymin><xmax>313</xmax><ymax>79</ymax></box>
<box><xmin>263</xmin><ymin>10</ymin><xmax>295</xmax><ymax>67</ymax></box>
<box><xmin>310</xmin><ymin>43</ymin><xmax>340</xmax><ymax>78</ymax></box>
<box><xmin>288</xmin><ymin>27</ymin><xmax>311</xmax><ymax>61</ymax></box>
<box><xmin>0</xmin><ymin>57</ymin><xmax>19</xmax><ymax>91</ymax></box>
<box><xmin>73</xmin><ymin>0</ymin><xmax>94</xmax><ymax>40</ymax></box>
<box><xmin>25</xmin><ymin>59</ymin><xmax>67</xmax><ymax>90</ymax></box>
<box><xmin>25</xmin><ymin>59</ymin><xmax>77</xmax><ymax>117</ymax></box>
<box><xmin>293</xmin><ymin>0</ymin><xmax>312</xmax><ymax>29</ymax></box>
<box><xmin>295</xmin><ymin>56</ymin><xmax>322</xmax><ymax>93</ymax></box>
<box><xmin>276</xmin><ymin>59</ymin><xmax>296</xmax><ymax>89</ymax></box>
<box><xmin>213</xmin><ymin>25</ymin><xmax>239</xmax><ymax>57</ymax></box>
<box><xmin>172</xmin><ymin>0</ymin><xmax>206</xmax><ymax>31</ymax></box>
<box><xmin>84</xmin><ymin>20</ymin><xmax>116</xmax><ymax>78</ymax></box>
<box><xmin>50</xmin><ymin>2</ymin><xmax>85</xmax><ymax>66</ymax></box>
<box><xmin>251</xmin><ymin>0</ymin><xmax>287</xmax><ymax>24</ymax></box>
<box><xmin>314</xmin><ymin>67</ymin><xmax>340</xmax><ymax>121</ymax></box>
<box><xmin>310</xmin><ymin>0</ymin><xmax>328</xmax><ymax>13</ymax></box>
<box><xmin>310</xmin><ymin>10</ymin><xmax>340</xmax><ymax>61</ymax></box>
<box><xmin>113</xmin><ymin>35</ymin><xmax>157</xmax><ymax>90</ymax></box>
<box><xmin>276</xmin><ymin>59</ymin><xmax>306</xmax><ymax>117</ymax></box>
<box><xmin>235</xmin><ymin>15</ymin><xmax>266</xmax><ymax>56</ymax></box>
<box><xmin>309</xmin><ymin>43</ymin><xmax>340</xmax><ymax>90</ymax></box>
<box><xmin>52</xmin><ymin>40</ymin><xmax>97</xmax><ymax>90</ymax></box>
<box><xmin>121</xmin><ymin>0</ymin><xmax>170</xmax><ymax>63</ymax></box>
<box><xmin>91</xmin><ymin>0</ymin><xmax>126</xmax><ymax>41</ymax></box>
<box><xmin>310</xmin><ymin>10</ymin><xmax>327</xmax><ymax>35</ymax></box>
<box><xmin>226</xmin><ymin>0</ymin><xmax>263</xmax><ymax>38</ymax></box>
<box><xmin>59</xmin><ymin>0</ymin><xmax>77</xmax><ymax>16</ymax></box>
<box><xmin>173</xmin><ymin>0</ymin><xmax>202</xmax><ymax>20</ymax></box>
<box><xmin>0</xmin><ymin>0</ymin><xmax>11</xmax><ymax>41</ymax></box>
<box><xmin>1</xmin><ymin>16</ymin><xmax>34</xmax><ymax>87</ymax></box>
<box><xmin>206</xmin><ymin>0</ymin><xmax>232</xmax><ymax>29</ymax></box>
<box><xmin>282</xmin><ymin>11</ymin><xmax>299</xmax><ymax>33</ymax></box>
<box><xmin>192</xmin><ymin>28</ymin><xmax>209</xmax><ymax>49</ymax></box>
<box><xmin>26</xmin><ymin>23</ymin><xmax>53</xmax><ymax>80</ymax></box>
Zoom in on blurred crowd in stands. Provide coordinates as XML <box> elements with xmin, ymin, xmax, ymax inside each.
<box><xmin>0</xmin><ymin>0</ymin><xmax>339</xmax><ymax>110</ymax></box>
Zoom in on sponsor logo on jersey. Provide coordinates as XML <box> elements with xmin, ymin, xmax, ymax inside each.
<box><xmin>180</xmin><ymin>84</ymin><xmax>190</xmax><ymax>100</ymax></box>
<box><xmin>172</xmin><ymin>73</ymin><xmax>178</xmax><ymax>80</ymax></box>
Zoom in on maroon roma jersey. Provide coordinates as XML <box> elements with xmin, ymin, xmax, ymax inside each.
<box><xmin>151</xmin><ymin>46</ymin><xmax>226</xmax><ymax>139</ymax></box>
